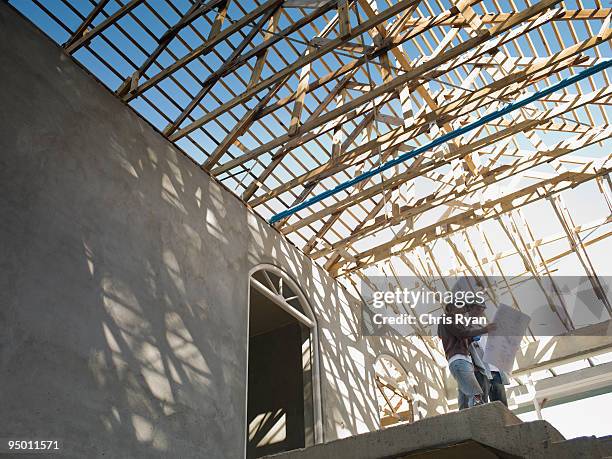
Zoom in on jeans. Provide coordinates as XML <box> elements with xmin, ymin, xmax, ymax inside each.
<box><xmin>449</xmin><ymin>359</ymin><xmax>483</xmax><ymax>410</ymax></box>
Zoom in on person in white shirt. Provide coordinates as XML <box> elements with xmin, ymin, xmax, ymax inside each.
<box><xmin>475</xmin><ymin>334</ymin><xmax>509</xmax><ymax>406</ymax></box>
<box><xmin>467</xmin><ymin>303</ymin><xmax>510</xmax><ymax>406</ymax></box>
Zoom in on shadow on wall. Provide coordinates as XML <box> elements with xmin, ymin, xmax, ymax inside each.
<box><xmin>246</xmin><ymin>217</ymin><xmax>383</xmax><ymax>439</ymax></box>
<box><xmin>368</xmin><ymin>335</ymin><xmax>450</xmax><ymax>420</ymax></box>
<box><xmin>245</xmin><ymin>217</ymin><xmax>451</xmax><ymax>438</ymax></box>
<box><xmin>0</xmin><ymin>5</ymin><xmax>447</xmax><ymax>458</ymax></box>
<box><xmin>0</xmin><ymin>9</ymin><xmax>253</xmax><ymax>456</ymax></box>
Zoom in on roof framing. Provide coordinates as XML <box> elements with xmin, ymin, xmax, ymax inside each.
<box><xmin>11</xmin><ymin>0</ymin><xmax>611</xmax><ymax>327</ymax></box>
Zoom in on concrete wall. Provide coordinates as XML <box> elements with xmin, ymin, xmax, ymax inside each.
<box><xmin>0</xmin><ymin>4</ymin><xmax>448</xmax><ymax>458</ymax></box>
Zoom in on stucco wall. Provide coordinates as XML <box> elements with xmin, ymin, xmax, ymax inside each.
<box><xmin>0</xmin><ymin>4</ymin><xmax>405</xmax><ymax>458</ymax></box>
<box><xmin>0</xmin><ymin>3</ymin><xmax>456</xmax><ymax>457</ymax></box>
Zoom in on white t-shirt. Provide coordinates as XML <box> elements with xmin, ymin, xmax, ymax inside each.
<box><xmin>448</xmin><ymin>354</ymin><xmax>472</xmax><ymax>366</ymax></box>
<box><xmin>478</xmin><ymin>335</ymin><xmax>500</xmax><ymax>372</ymax></box>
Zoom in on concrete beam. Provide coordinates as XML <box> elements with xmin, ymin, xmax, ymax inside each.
<box><xmin>514</xmin><ymin>320</ymin><xmax>612</xmax><ymax>376</ymax></box>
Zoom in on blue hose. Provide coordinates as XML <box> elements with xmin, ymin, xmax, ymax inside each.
<box><xmin>269</xmin><ymin>59</ymin><xmax>611</xmax><ymax>224</ymax></box>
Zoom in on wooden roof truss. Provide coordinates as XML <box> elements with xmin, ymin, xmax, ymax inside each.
<box><xmin>12</xmin><ymin>0</ymin><xmax>611</xmax><ymax>318</ymax></box>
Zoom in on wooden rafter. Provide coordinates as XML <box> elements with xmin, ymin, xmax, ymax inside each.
<box><xmin>21</xmin><ymin>0</ymin><xmax>612</xmax><ymax>295</ymax></box>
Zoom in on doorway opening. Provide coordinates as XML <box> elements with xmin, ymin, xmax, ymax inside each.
<box><xmin>246</xmin><ymin>266</ymin><xmax>321</xmax><ymax>458</ymax></box>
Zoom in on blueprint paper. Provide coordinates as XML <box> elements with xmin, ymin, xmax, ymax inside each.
<box><xmin>483</xmin><ymin>304</ymin><xmax>531</xmax><ymax>373</ymax></box>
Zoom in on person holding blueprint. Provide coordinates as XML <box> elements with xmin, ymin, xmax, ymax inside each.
<box><xmin>438</xmin><ymin>301</ymin><xmax>497</xmax><ymax>410</ymax></box>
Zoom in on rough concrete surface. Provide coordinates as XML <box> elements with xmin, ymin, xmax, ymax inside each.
<box><xmin>265</xmin><ymin>402</ymin><xmax>610</xmax><ymax>459</ymax></box>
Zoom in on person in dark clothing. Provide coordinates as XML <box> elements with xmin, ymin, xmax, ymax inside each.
<box><xmin>438</xmin><ymin>303</ymin><xmax>496</xmax><ymax>409</ymax></box>
<box><xmin>467</xmin><ymin>302</ymin><xmax>510</xmax><ymax>406</ymax></box>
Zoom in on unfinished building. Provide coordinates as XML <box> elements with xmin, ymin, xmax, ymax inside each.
<box><xmin>1</xmin><ymin>0</ymin><xmax>611</xmax><ymax>457</ymax></box>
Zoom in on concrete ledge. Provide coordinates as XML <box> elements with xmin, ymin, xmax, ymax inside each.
<box><xmin>597</xmin><ymin>435</ymin><xmax>612</xmax><ymax>455</ymax></box>
<box><xmin>542</xmin><ymin>436</ymin><xmax>609</xmax><ymax>459</ymax></box>
<box><xmin>264</xmin><ymin>401</ymin><xmax>612</xmax><ymax>459</ymax></box>
<box><xmin>264</xmin><ymin>403</ymin><xmax>565</xmax><ymax>458</ymax></box>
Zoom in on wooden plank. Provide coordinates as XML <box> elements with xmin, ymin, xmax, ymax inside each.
<box><xmin>247</xmin><ymin>29</ymin><xmax>603</xmax><ymax>204</ymax></box>
<box><xmin>399</xmin><ymin>8</ymin><xmax>611</xmax><ymax>29</ymax></box>
<box><xmin>311</xmin><ymin>37</ymin><xmax>373</xmax><ymax>53</ymax></box>
<box><xmin>289</xmin><ymin>49</ymin><xmax>313</xmax><ymax>136</ymax></box>
<box><xmin>248</xmin><ymin>8</ymin><xmax>283</xmax><ymax>88</ymax></box>
<box><xmin>212</xmin><ymin>2</ymin><xmax>564</xmax><ymax>176</ymax></box>
<box><xmin>331</xmin><ymin>90</ymin><xmax>345</xmax><ymax>157</ymax></box>
<box><xmin>65</xmin><ymin>0</ymin><xmax>146</xmax><ymax>54</ymax></box>
<box><xmin>284</xmin><ymin>0</ymin><xmax>330</xmax><ymax>6</ymax></box>
<box><xmin>398</xmin><ymin>83</ymin><xmax>414</xmax><ymax>128</ymax></box>
<box><xmin>207</xmin><ymin>0</ymin><xmax>231</xmax><ymax>40</ymax></box>
<box><xmin>63</xmin><ymin>0</ymin><xmax>111</xmax><ymax>49</ymax></box>
<box><xmin>338</xmin><ymin>0</ymin><xmax>351</xmax><ymax>38</ymax></box>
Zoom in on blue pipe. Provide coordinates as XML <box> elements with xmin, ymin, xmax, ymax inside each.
<box><xmin>269</xmin><ymin>59</ymin><xmax>611</xmax><ymax>224</ymax></box>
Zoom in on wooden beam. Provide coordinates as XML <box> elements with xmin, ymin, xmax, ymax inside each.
<box><xmin>65</xmin><ymin>0</ymin><xmax>145</xmax><ymax>54</ymax></box>
<box><xmin>163</xmin><ymin>3</ymin><xmax>281</xmax><ymax>137</ymax></box>
<box><xmin>212</xmin><ymin>3</ymin><xmax>564</xmax><ymax>176</ymax></box>
<box><xmin>331</xmin><ymin>90</ymin><xmax>345</xmax><ymax>157</ymax></box>
<box><xmin>247</xmin><ymin>30</ymin><xmax>605</xmax><ymax>204</ymax></box>
<box><xmin>399</xmin><ymin>8</ymin><xmax>612</xmax><ymax>29</ymax></box>
<box><xmin>207</xmin><ymin>0</ymin><xmax>231</xmax><ymax>40</ymax></box>
<box><xmin>338</xmin><ymin>0</ymin><xmax>351</xmax><ymax>38</ymax></box>
<box><xmin>284</xmin><ymin>0</ymin><xmax>330</xmax><ymax>6</ymax></box>
<box><xmin>248</xmin><ymin>8</ymin><xmax>283</xmax><ymax>88</ymax></box>
<box><xmin>289</xmin><ymin>49</ymin><xmax>313</xmax><ymax>136</ymax></box>
<box><xmin>63</xmin><ymin>0</ymin><xmax>111</xmax><ymax>49</ymax></box>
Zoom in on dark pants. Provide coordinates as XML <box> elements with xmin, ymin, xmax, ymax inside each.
<box><xmin>475</xmin><ymin>371</ymin><xmax>508</xmax><ymax>407</ymax></box>
<box><xmin>489</xmin><ymin>372</ymin><xmax>508</xmax><ymax>406</ymax></box>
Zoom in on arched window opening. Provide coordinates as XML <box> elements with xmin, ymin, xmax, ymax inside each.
<box><xmin>246</xmin><ymin>266</ymin><xmax>321</xmax><ymax>458</ymax></box>
<box><xmin>375</xmin><ymin>355</ymin><xmax>416</xmax><ymax>428</ymax></box>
